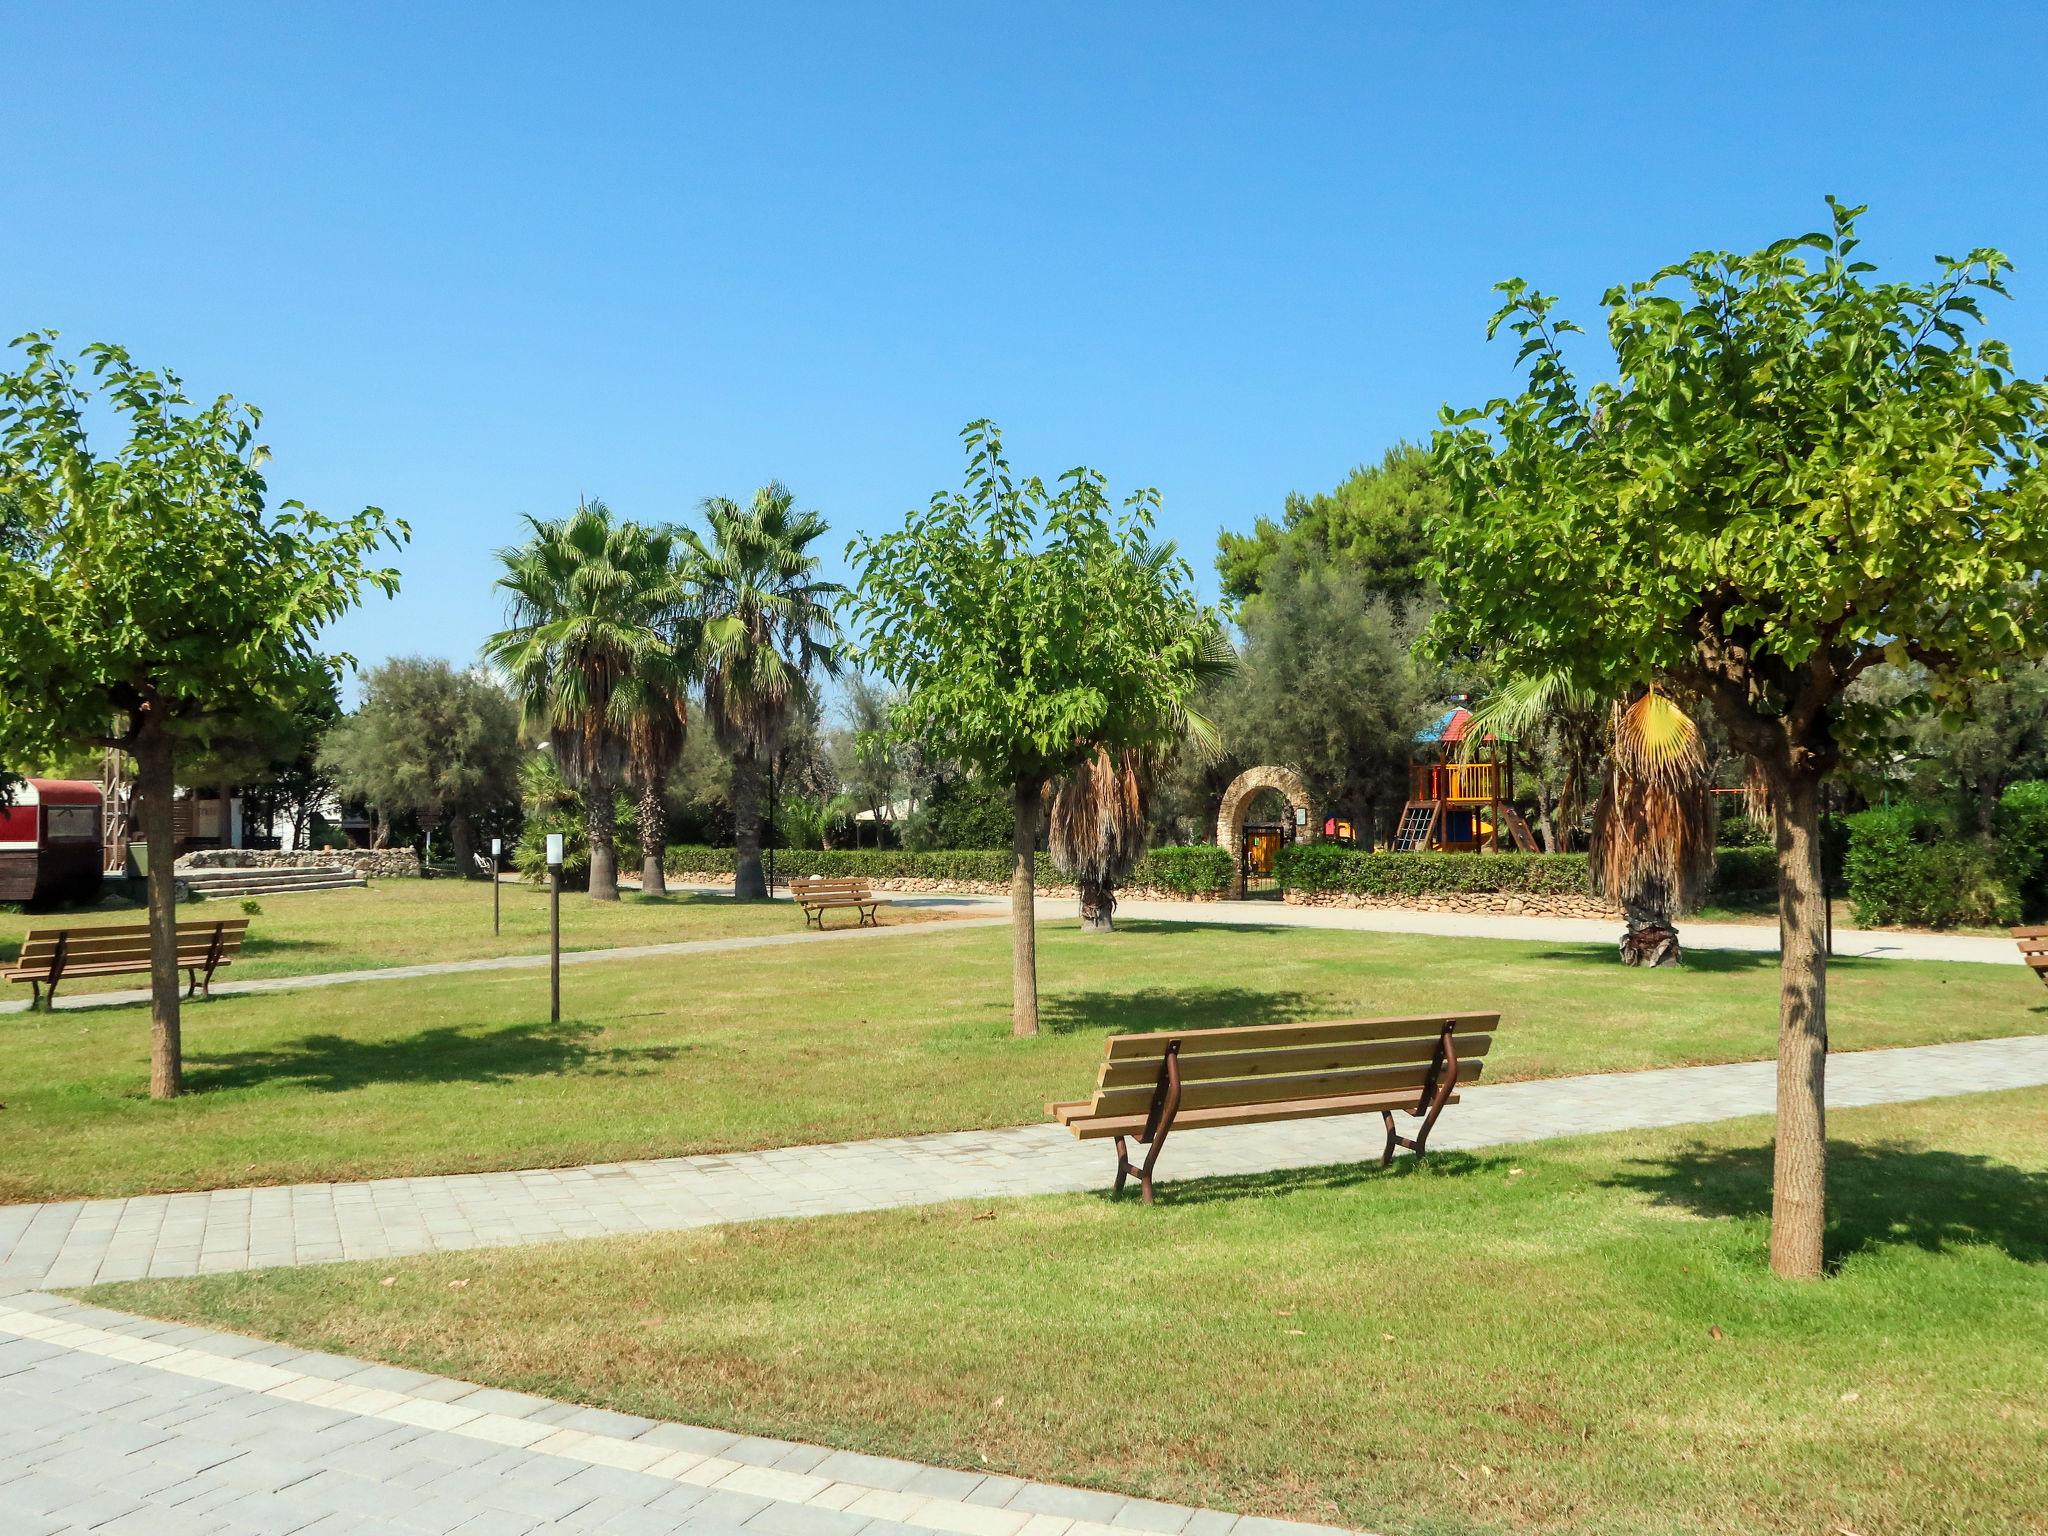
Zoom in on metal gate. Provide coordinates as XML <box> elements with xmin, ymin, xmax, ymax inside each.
<box><xmin>1241</xmin><ymin>823</ymin><xmax>1285</xmax><ymax>899</ymax></box>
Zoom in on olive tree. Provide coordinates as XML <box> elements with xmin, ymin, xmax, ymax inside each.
<box><xmin>1430</xmin><ymin>202</ymin><xmax>2048</xmax><ymax>1277</ymax></box>
<box><xmin>0</xmin><ymin>334</ymin><xmax>405</xmax><ymax>1098</ymax></box>
<box><xmin>846</xmin><ymin>421</ymin><xmax>1219</xmax><ymax>1035</ymax></box>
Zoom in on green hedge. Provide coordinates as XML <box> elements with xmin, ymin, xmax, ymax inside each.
<box><xmin>1279</xmin><ymin>845</ymin><xmax>1592</xmax><ymax>897</ymax></box>
<box><xmin>1708</xmin><ymin>846</ymin><xmax>1777</xmax><ymax>896</ymax></box>
<box><xmin>663</xmin><ymin>844</ymin><xmax>1237</xmax><ymax>895</ymax></box>
<box><xmin>1844</xmin><ymin>802</ymin><xmax>2018</xmax><ymax>929</ymax></box>
<box><xmin>1995</xmin><ymin>780</ymin><xmax>2048</xmax><ymax>920</ymax></box>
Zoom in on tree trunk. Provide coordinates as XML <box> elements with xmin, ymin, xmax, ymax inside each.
<box><xmin>135</xmin><ymin>730</ymin><xmax>184</xmax><ymax>1101</ymax></box>
<box><xmin>638</xmin><ymin>780</ymin><xmax>668</xmax><ymax>895</ymax></box>
<box><xmin>1535</xmin><ymin>785</ymin><xmax>1559</xmax><ymax>853</ymax></box>
<box><xmin>1077</xmin><ymin>871</ymin><xmax>1115</xmax><ymax>933</ymax></box>
<box><xmin>732</xmin><ymin>749</ymin><xmax>767</xmax><ymax>900</ymax></box>
<box><xmin>1770</xmin><ymin>768</ymin><xmax>1829</xmax><ymax>1280</ymax></box>
<box><xmin>1617</xmin><ymin>883</ymin><xmax>1681</xmax><ymax>967</ymax></box>
<box><xmin>1011</xmin><ymin>778</ymin><xmax>1040</xmax><ymax>1037</ymax></box>
<box><xmin>450</xmin><ymin>814</ymin><xmax>477</xmax><ymax>879</ymax></box>
<box><xmin>585</xmin><ymin>766</ymin><xmax>619</xmax><ymax>901</ymax></box>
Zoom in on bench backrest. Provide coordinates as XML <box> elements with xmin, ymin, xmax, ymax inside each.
<box><xmin>2014</xmin><ymin>926</ymin><xmax>2048</xmax><ymax>974</ymax></box>
<box><xmin>1079</xmin><ymin>1012</ymin><xmax>1499</xmax><ymax>1119</ymax></box>
<box><xmin>11</xmin><ymin>919</ymin><xmax>251</xmax><ymax>976</ymax></box>
<box><xmin>791</xmin><ymin>876</ymin><xmax>874</xmax><ymax>900</ymax></box>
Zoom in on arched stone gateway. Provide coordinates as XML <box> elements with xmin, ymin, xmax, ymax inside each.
<box><xmin>1215</xmin><ymin>765</ymin><xmax>1315</xmax><ymax>899</ymax></box>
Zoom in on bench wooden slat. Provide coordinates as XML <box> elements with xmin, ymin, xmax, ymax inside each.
<box><xmin>1093</xmin><ymin>1033</ymin><xmax>1493</xmax><ymax>1091</ymax></box>
<box><xmin>1103</xmin><ymin>1011</ymin><xmax>1498</xmax><ymax>1061</ymax></box>
<box><xmin>1063</xmin><ymin>1088</ymin><xmax>1465</xmax><ymax>1140</ymax></box>
<box><xmin>1081</xmin><ymin>1059</ymin><xmax>1489</xmax><ymax>1119</ymax></box>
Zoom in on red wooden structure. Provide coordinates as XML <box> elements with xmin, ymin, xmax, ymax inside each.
<box><xmin>1392</xmin><ymin>708</ymin><xmax>1538</xmax><ymax>853</ymax></box>
<box><xmin>0</xmin><ymin>779</ymin><xmax>106</xmax><ymax>904</ymax></box>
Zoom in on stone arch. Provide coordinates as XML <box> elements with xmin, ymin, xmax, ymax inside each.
<box><xmin>1215</xmin><ymin>765</ymin><xmax>1315</xmax><ymax>899</ymax></box>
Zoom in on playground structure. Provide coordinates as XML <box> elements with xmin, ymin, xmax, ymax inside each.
<box><xmin>1393</xmin><ymin>707</ymin><xmax>1538</xmax><ymax>853</ymax></box>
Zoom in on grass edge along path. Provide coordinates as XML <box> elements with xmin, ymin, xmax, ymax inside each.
<box><xmin>81</xmin><ymin>1088</ymin><xmax>2048</xmax><ymax>1536</ymax></box>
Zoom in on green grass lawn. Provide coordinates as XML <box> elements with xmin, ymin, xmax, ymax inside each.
<box><xmin>5</xmin><ymin>918</ymin><xmax>2041</xmax><ymax>1203</ymax></box>
<box><xmin>83</xmin><ymin>1089</ymin><xmax>2048</xmax><ymax>1536</ymax></box>
<box><xmin>0</xmin><ymin>878</ymin><xmax>956</xmax><ymax>995</ymax></box>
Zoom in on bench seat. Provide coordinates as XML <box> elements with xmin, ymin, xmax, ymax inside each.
<box><xmin>5</xmin><ymin>918</ymin><xmax>250</xmax><ymax>1008</ymax></box>
<box><xmin>790</xmin><ymin>876</ymin><xmax>891</xmax><ymax>929</ymax></box>
<box><xmin>1049</xmin><ymin>1011</ymin><xmax>1499</xmax><ymax>1202</ymax></box>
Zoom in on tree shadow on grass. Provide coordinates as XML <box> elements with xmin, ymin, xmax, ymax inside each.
<box><xmin>183</xmin><ymin>1021</ymin><xmax>681</xmax><ymax>1096</ymax></box>
<box><xmin>1038</xmin><ymin>985</ymin><xmax>1319</xmax><ymax>1038</ymax></box>
<box><xmin>1601</xmin><ymin>1138</ymin><xmax>2048</xmax><ymax>1267</ymax></box>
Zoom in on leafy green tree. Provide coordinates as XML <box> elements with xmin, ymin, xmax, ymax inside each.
<box><xmin>0</xmin><ymin>333</ymin><xmax>404</xmax><ymax>1098</ymax></box>
<box><xmin>317</xmin><ymin>658</ymin><xmax>524</xmax><ymax>871</ymax></box>
<box><xmin>682</xmin><ymin>483</ymin><xmax>841</xmax><ymax>900</ymax></box>
<box><xmin>1211</xmin><ymin>559</ymin><xmax>1442</xmax><ymax>843</ymax></box>
<box><xmin>1430</xmin><ymin>202</ymin><xmax>2048</xmax><ymax>1278</ymax></box>
<box><xmin>847</xmin><ymin>421</ymin><xmax>1221</xmax><ymax>1035</ymax></box>
<box><xmin>486</xmin><ymin>502</ymin><xmax>686</xmax><ymax>902</ymax></box>
<box><xmin>1216</xmin><ymin>443</ymin><xmax>1446</xmax><ymax>606</ymax></box>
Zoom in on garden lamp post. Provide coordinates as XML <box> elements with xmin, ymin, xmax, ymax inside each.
<box><xmin>545</xmin><ymin>832</ymin><xmax>563</xmax><ymax>1024</ymax></box>
<box><xmin>490</xmin><ymin>837</ymin><xmax>502</xmax><ymax>935</ymax></box>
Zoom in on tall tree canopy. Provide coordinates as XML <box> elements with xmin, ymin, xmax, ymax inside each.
<box><xmin>847</xmin><ymin>421</ymin><xmax>1221</xmax><ymax>1035</ymax></box>
<box><xmin>1429</xmin><ymin>202</ymin><xmax>2048</xmax><ymax>1277</ymax></box>
<box><xmin>1215</xmin><ymin>442</ymin><xmax>1447</xmax><ymax>606</ymax></box>
<box><xmin>0</xmin><ymin>333</ymin><xmax>405</xmax><ymax>1098</ymax></box>
<box><xmin>318</xmin><ymin>657</ymin><xmax>524</xmax><ymax>870</ymax></box>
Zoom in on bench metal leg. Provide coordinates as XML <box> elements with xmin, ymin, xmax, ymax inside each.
<box><xmin>1112</xmin><ymin>1040</ymin><xmax>1182</xmax><ymax>1205</ymax></box>
<box><xmin>1381</xmin><ymin>1021</ymin><xmax>1461</xmax><ymax>1168</ymax></box>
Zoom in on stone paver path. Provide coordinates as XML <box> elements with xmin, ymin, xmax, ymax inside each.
<box><xmin>10</xmin><ymin>1034</ymin><xmax>2046</xmax><ymax>1294</ymax></box>
<box><xmin>0</xmin><ymin>1290</ymin><xmax>1350</xmax><ymax>1536</ymax></box>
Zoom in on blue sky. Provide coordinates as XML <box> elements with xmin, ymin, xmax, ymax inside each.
<box><xmin>9</xmin><ymin>3</ymin><xmax>2047</xmax><ymax>690</ymax></box>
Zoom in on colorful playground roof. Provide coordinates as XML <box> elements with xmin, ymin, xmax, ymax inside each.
<box><xmin>1415</xmin><ymin>707</ymin><xmax>1474</xmax><ymax>744</ymax></box>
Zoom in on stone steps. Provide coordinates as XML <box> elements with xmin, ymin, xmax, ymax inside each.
<box><xmin>174</xmin><ymin>865</ymin><xmax>369</xmax><ymax>898</ymax></box>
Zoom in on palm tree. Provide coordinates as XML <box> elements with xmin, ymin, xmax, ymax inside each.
<box><xmin>1467</xmin><ymin>674</ymin><xmax>1715</xmax><ymax>963</ymax></box>
<box><xmin>485</xmin><ymin>501</ymin><xmax>685</xmax><ymax>902</ymax></box>
<box><xmin>1045</xmin><ymin>564</ymin><xmax>1234</xmax><ymax>933</ymax></box>
<box><xmin>681</xmin><ymin>483</ymin><xmax>841</xmax><ymax>900</ymax></box>
<box><xmin>618</xmin><ymin>657</ymin><xmax>692</xmax><ymax>895</ymax></box>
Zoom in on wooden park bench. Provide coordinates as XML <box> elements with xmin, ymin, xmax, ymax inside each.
<box><xmin>5</xmin><ymin>918</ymin><xmax>250</xmax><ymax>1009</ymax></box>
<box><xmin>1048</xmin><ymin>1010</ymin><xmax>1499</xmax><ymax>1203</ymax></box>
<box><xmin>2014</xmin><ymin>926</ymin><xmax>2048</xmax><ymax>984</ymax></box>
<box><xmin>790</xmin><ymin>876</ymin><xmax>891</xmax><ymax>929</ymax></box>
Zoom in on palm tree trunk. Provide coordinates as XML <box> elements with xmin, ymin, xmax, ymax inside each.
<box><xmin>1769</xmin><ymin>767</ymin><xmax>1829</xmax><ymax>1280</ymax></box>
<box><xmin>732</xmin><ymin>749</ymin><xmax>767</xmax><ymax>900</ymax></box>
<box><xmin>1617</xmin><ymin>884</ymin><xmax>1680</xmax><ymax>966</ymax></box>
<box><xmin>1011</xmin><ymin>778</ymin><xmax>1040</xmax><ymax>1036</ymax></box>
<box><xmin>638</xmin><ymin>781</ymin><xmax>668</xmax><ymax>895</ymax></box>
<box><xmin>134</xmin><ymin>728</ymin><xmax>183</xmax><ymax>1100</ymax></box>
<box><xmin>585</xmin><ymin>766</ymin><xmax>619</xmax><ymax>901</ymax></box>
<box><xmin>1077</xmin><ymin>871</ymin><xmax>1115</xmax><ymax>934</ymax></box>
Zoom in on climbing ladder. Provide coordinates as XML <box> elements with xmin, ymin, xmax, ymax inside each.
<box><xmin>1392</xmin><ymin>801</ymin><xmax>1441</xmax><ymax>852</ymax></box>
<box><xmin>1498</xmin><ymin>805</ymin><xmax>1539</xmax><ymax>853</ymax></box>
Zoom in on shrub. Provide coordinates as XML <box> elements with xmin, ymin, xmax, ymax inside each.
<box><xmin>900</xmin><ymin>776</ymin><xmax>1013</xmax><ymax>851</ymax></box>
<box><xmin>1279</xmin><ymin>845</ymin><xmax>1592</xmax><ymax>897</ymax></box>
<box><xmin>1128</xmin><ymin>844</ymin><xmax>1234</xmax><ymax>895</ymax></box>
<box><xmin>662</xmin><ymin>843</ymin><xmax>1236</xmax><ymax>896</ymax></box>
<box><xmin>240</xmin><ymin>898</ymin><xmax>263</xmax><ymax>916</ymax></box>
<box><xmin>1995</xmin><ymin>780</ymin><xmax>2048</xmax><ymax>920</ymax></box>
<box><xmin>1844</xmin><ymin>801</ymin><xmax>2018</xmax><ymax>929</ymax></box>
<box><xmin>1708</xmin><ymin>847</ymin><xmax>1777</xmax><ymax>897</ymax></box>
<box><xmin>1716</xmin><ymin>810</ymin><xmax>1771</xmax><ymax>849</ymax></box>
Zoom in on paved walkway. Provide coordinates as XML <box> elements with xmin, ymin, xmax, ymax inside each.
<box><xmin>0</xmin><ymin>1290</ymin><xmax>1345</xmax><ymax>1536</ymax></box>
<box><xmin>10</xmin><ymin>1034</ymin><xmax>2047</xmax><ymax>1294</ymax></box>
